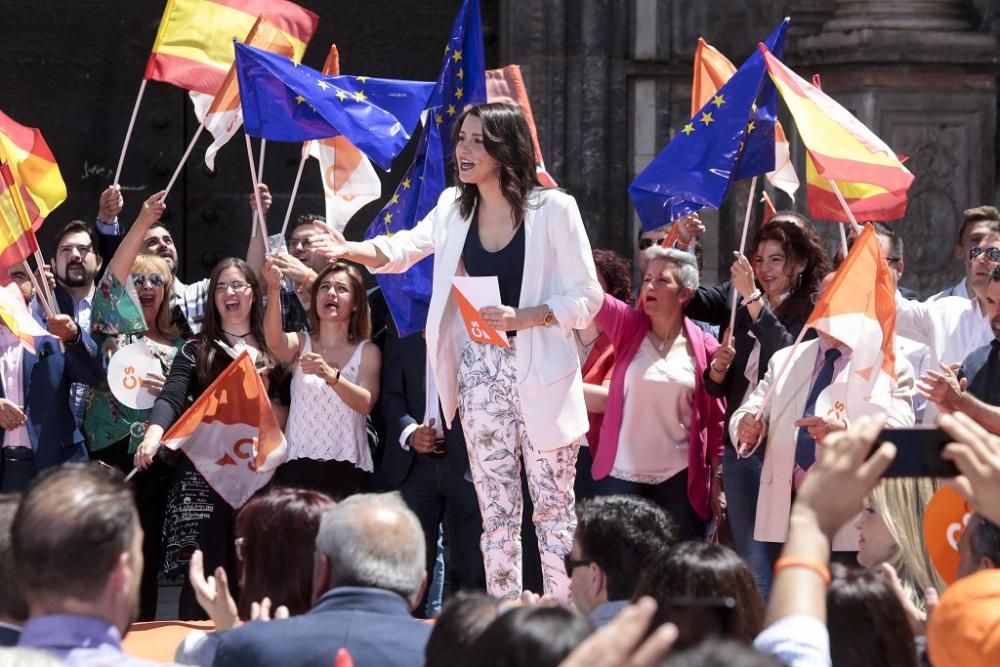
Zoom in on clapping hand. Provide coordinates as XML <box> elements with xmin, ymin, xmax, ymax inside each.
<box><xmin>189</xmin><ymin>549</ymin><xmax>239</xmax><ymax>631</ymax></box>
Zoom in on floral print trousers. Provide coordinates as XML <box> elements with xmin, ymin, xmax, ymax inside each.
<box><xmin>458</xmin><ymin>339</ymin><xmax>578</xmax><ymax>604</ymax></box>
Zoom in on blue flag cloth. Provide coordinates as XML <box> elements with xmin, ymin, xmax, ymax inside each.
<box><xmin>364</xmin><ymin>0</ymin><xmax>487</xmax><ymax>337</ymax></box>
<box><xmin>629</xmin><ymin>19</ymin><xmax>788</xmax><ymax>230</ymax></box>
<box><xmin>234</xmin><ymin>42</ymin><xmax>435</xmax><ymax>170</ymax></box>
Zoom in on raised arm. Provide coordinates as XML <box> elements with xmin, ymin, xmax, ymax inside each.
<box><xmin>245</xmin><ymin>183</ymin><xmax>271</xmax><ymax>278</ymax></box>
<box><xmin>261</xmin><ymin>257</ymin><xmax>301</xmax><ymax>364</ymax></box>
<box><xmin>108</xmin><ymin>191</ymin><xmax>166</xmax><ymax>285</ymax></box>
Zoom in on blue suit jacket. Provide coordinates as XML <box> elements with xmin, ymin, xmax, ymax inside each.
<box><xmin>212</xmin><ymin>587</ymin><xmax>432</xmax><ymax>667</ymax></box>
<box><xmin>0</xmin><ymin>320</ymin><xmax>103</xmax><ymax>471</ymax></box>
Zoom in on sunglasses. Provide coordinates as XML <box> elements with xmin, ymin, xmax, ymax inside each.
<box><xmin>970</xmin><ymin>246</ymin><xmax>1000</xmax><ymax>262</ymax></box>
<box><xmin>131</xmin><ymin>272</ymin><xmax>166</xmax><ymax>289</ymax></box>
<box><xmin>563</xmin><ymin>554</ymin><xmax>593</xmax><ymax>576</ymax></box>
<box><xmin>638</xmin><ymin>238</ymin><xmax>663</xmax><ymax>251</ymax></box>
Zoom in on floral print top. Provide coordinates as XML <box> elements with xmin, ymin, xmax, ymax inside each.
<box><xmin>83</xmin><ymin>272</ymin><xmax>186</xmax><ymax>453</ymax></box>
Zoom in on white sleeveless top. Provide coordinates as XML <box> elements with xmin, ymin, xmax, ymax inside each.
<box><xmin>286</xmin><ymin>336</ymin><xmax>372</xmax><ymax>471</ymax></box>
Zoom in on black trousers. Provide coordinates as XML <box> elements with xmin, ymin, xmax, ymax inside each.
<box><xmin>399</xmin><ymin>454</ymin><xmax>485</xmax><ymax>616</ymax></box>
<box><xmin>271</xmin><ymin>458</ymin><xmax>371</xmax><ymax>500</ymax></box>
<box><xmin>0</xmin><ymin>447</ymin><xmax>36</xmax><ymax>493</ymax></box>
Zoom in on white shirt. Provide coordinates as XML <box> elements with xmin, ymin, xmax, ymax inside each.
<box><xmin>612</xmin><ymin>336</ymin><xmax>694</xmax><ymax>484</ymax></box>
<box><xmin>894</xmin><ymin>292</ymin><xmax>993</xmax><ymax>423</ymax></box>
<box><xmin>0</xmin><ymin>327</ymin><xmax>30</xmax><ymax>450</ymax></box>
<box><xmin>172</xmin><ymin>278</ymin><xmax>209</xmax><ymax>334</ymax></box>
<box><xmin>926</xmin><ymin>277</ymin><xmax>971</xmax><ymax>302</ymax></box>
<box><xmin>755</xmin><ymin>615</ymin><xmax>831</xmax><ymax>667</ymax></box>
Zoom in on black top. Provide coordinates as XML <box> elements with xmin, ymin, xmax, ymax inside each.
<box><xmin>961</xmin><ymin>339</ymin><xmax>1000</xmax><ymax>406</ymax></box>
<box><xmin>462</xmin><ymin>211</ymin><xmax>526</xmax><ymax>319</ymax></box>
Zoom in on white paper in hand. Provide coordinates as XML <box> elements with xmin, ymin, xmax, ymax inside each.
<box><xmin>108</xmin><ymin>342</ymin><xmax>162</xmax><ymax>410</ymax></box>
<box><xmin>451</xmin><ymin>276</ymin><xmax>509</xmax><ymax>345</ymax></box>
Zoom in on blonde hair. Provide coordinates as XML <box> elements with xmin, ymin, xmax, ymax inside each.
<box><xmin>872</xmin><ymin>478</ymin><xmax>947</xmax><ymax>607</ymax></box>
<box><xmin>131</xmin><ymin>254</ymin><xmax>179</xmax><ymax>339</ymax></box>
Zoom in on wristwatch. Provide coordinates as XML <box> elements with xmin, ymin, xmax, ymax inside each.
<box><xmin>542</xmin><ymin>307</ymin><xmax>556</xmax><ymax>327</ymax></box>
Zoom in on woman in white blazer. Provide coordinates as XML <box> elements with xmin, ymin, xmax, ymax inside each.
<box><xmin>311</xmin><ymin>103</ymin><xmax>602</xmax><ymax>603</ymax></box>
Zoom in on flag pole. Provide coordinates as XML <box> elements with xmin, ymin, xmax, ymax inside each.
<box><xmin>22</xmin><ymin>261</ymin><xmax>54</xmax><ymax>318</ymax></box>
<box><xmin>162</xmin><ymin>123</ymin><xmax>206</xmax><ymax>200</ymax></box>
<box><xmin>250</xmin><ymin>138</ymin><xmax>267</xmax><ymax>238</ymax></box>
<box><xmin>280</xmin><ymin>143</ymin><xmax>309</xmax><ymax>239</ymax></box>
<box><xmin>728</xmin><ymin>175</ymin><xmax>759</xmax><ymax>337</ymax></box>
<box><xmin>743</xmin><ymin>321</ymin><xmax>813</xmax><ymax>452</ymax></box>
<box><xmin>244</xmin><ymin>132</ymin><xmax>270</xmax><ymax>245</ymax></box>
<box><xmin>113</xmin><ymin>79</ymin><xmax>148</xmax><ymax>187</ymax></box>
<box><xmin>826</xmin><ymin>177</ymin><xmax>862</xmax><ymax>253</ymax></box>
<box><xmin>29</xmin><ymin>250</ymin><xmax>57</xmax><ymax>317</ymax></box>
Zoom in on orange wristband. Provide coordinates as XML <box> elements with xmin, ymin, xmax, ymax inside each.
<box><xmin>774</xmin><ymin>557</ymin><xmax>831</xmax><ymax>586</ymax></box>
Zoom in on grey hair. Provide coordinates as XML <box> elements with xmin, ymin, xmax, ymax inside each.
<box><xmin>641</xmin><ymin>246</ymin><xmax>700</xmax><ymax>290</ymax></box>
<box><xmin>315</xmin><ymin>492</ymin><xmax>426</xmax><ymax>604</ymax></box>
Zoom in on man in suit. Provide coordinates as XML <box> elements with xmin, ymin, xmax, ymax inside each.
<box><xmin>0</xmin><ymin>309</ymin><xmax>103</xmax><ymax>492</ymax></box>
<box><xmin>0</xmin><ymin>495</ymin><xmax>24</xmax><ymax>646</ymax></box>
<box><xmin>732</xmin><ymin>273</ymin><xmax>914</xmax><ymax>556</ymax></box>
<box><xmin>213</xmin><ymin>493</ymin><xmax>432</xmax><ymax>667</ymax></box>
<box><xmin>381</xmin><ymin>324</ymin><xmax>483</xmax><ymax>616</ymax></box>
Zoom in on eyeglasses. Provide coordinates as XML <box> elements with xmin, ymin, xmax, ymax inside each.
<box><xmin>970</xmin><ymin>247</ymin><xmax>1000</xmax><ymax>262</ymax></box>
<box><xmin>638</xmin><ymin>238</ymin><xmax>662</xmax><ymax>251</ymax></box>
<box><xmin>885</xmin><ymin>256</ymin><xmax>902</xmax><ymax>265</ymax></box>
<box><xmin>131</xmin><ymin>272</ymin><xmax>166</xmax><ymax>289</ymax></box>
<box><xmin>215</xmin><ymin>280</ymin><xmax>251</xmax><ymax>293</ymax></box>
<box><xmin>563</xmin><ymin>555</ymin><xmax>593</xmax><ymax>576</ymax></box>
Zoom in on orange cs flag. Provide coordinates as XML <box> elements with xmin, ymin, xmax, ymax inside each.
<box><xmin>486</xmin><ymin>65</ymin><xmax>557</xmax><ymax>188</ymax></box>
<box><xmin>692</xmin><ymin>38</ymin><xmax>799</xmax><ymax>201</ymax></box>
<box><xmin>806</xmin><ymin>224</ymin><xmax>897</xmax><ymax>416</ymax></box>
<box><xmin>161</xmin><ymin>351</ymin><xmax>287</xmax><ymax>508</ymax></box>
<box><xmin>0</xmin><ymin>110</ymin><xmax>67</xmax><ymax>229</ymax></box>
<box><xmin>195</xmin><ymin>17</ymin><xmax>297</xmax><ymax>171</ymax></box>
<box><xmin>145</xmin><ymin>0</ymin><xmax>318</xmax><ymax>96</ymax></box>
<box><xmin>760</xmin><ymin>45</ymin><xmax>914</xmax><ymax>222</ymax></box>
<box><xmin>306</xmin><ymin>45</ymin><xmax>381</xmax><ymax>232</ymax></box>
<box><xmin>0</xmin><ymin>162</ymin><xmax>40</xmax><ymax>273</ymax></box>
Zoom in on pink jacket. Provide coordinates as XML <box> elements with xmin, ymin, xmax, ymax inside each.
<box><xmin>592</xmin><ymin>294</ymin><xmax>725</xmax><ymax>519</ymax></box>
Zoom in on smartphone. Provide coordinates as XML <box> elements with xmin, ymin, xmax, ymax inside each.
<box><xmin>874</xmin><ymin>428</ymin><xmax>958</xmax><ymax>477</ymax></box>
<box><xmin>658</xmin><ymin>596</ymin><xmax>735</xmax><ymax>650</ymax></box>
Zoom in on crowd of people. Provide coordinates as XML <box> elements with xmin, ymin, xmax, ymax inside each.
<box><xmin>0</xmin><ymin>101</ymin><xmax>998</xmax><ymax>666</ymax></box>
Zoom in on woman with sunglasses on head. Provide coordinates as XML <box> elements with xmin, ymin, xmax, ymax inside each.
<box><xmin>679</xmin><ymin>213</ymin><xmax>831</xmax><ymax>598</ymax></box>
<box><xmin>133</xmin><ymin>245</ymin><xmax>279</xmax><ymax>619</ymax></box>
<box><xmin>83</xmin><ymin>191</ymin><xmax>187</xmax><ymax>620</ymax></box>
<box><xmin>309</xmin><ymin>102</ymin><xmax>602</xmax><ymax>604</ymax></box>
<box><xmin>262</xmin><ymin>258</ymin><xmax>380</xmax><ymax>499</ymax></box>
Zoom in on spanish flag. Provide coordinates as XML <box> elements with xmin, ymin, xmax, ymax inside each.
<box><xmin>760</xmin><ymin>45</ymin><xmax>914</xmax><ymax>222</ymax></box>
<box><xmin>0</xmin><ymin>162</ymin><xmax>40</xmax><ymax>272</ymax></box>
<box><xmin>144</xmin><ymin>0</ymin><xmax>318</xmax><ymax>96</ymax></box>
<box><xmin>0</xmin><ymin>110</ymin><xmax>67</xmax><ymax>229</ymax></box>
<box><xmin>692</xmin><ymin>38</ymin><xmax>799</xmax><ymax>201</ymax></box>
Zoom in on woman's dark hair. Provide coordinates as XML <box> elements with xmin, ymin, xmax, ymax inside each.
<box><xmin>826</xmin><ymin>563</ymin><xmax>918</xmax><ymax>667</ymax></box>
<box><xmin>465</xmin><ymin>606</ymin><xmax>592</xmax><ymax>667</ymax></box>
<box><xmin>235</xmin><ymin>487</ymin><xmax>334</xmax><ymax>619</ymax></box>
<box><xmin>197</xmin><ymin>258</ymin><xmax>276</xmax><ymax>385</ymax></box>
<box><xmin>592</xmin><ymin>248</ymin><xmax>632</xmax><ymax>303</ymax></box>
<box><xmin>662</xmin><ymin>640</ymin><xmax>783</xmax><ymax>667</ymax></box>
<box><xmin>635</xmin><ymin>541</ymin><xmax>764</xmax><ymax>645</ymax></box>
<box><xmin>308</xmin><ymin>261</ymin><xmax>372</xmax><ymax>342</ymax></box>
<box><xmin>452</xmin><ymin>102</ymin><xmax>542</xmax><ymax>225</ymax></box>
<box><xmin>425</xmin><ymin>592</ymin><xmax>500</xmax><ymax>667</ymax></box>
<box><xmin>749</xmin><ymin>216</ymin><xmax>830</xmax><ymax>323</ymax></box>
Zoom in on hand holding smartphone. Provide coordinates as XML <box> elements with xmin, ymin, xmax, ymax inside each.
<box><xmin>873</xmin><ymin>427</ymin><xmax>958</xmax><ymax>477</ymax></box>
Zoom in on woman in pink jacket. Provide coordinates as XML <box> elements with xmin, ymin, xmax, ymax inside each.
<box><xmin>592</xmin><ymin>246</ymin><xmax>725</xmax><ymax>540</ymax></box>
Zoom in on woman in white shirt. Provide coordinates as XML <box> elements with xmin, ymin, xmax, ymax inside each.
<box><xmin>310</xmin><ymin>102</ymin><xmax>602</xmax><ymax>603</ymax></box>
<box><xmin>263</xmin><ymin>259</ymin><xmax>380</xmax><ymax>499</ymax></box>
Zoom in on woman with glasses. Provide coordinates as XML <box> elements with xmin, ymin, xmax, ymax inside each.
<box><xmin>134</xmin><ymin>251</ymin><xmax>278</xmax><ymax>619</ymax></box>
<box><xmin>262</xmin><ymin>259</ymin><xmax>379</xmax><ymax>498</ymax></box>
<box><xmin>682</xmin><ymin>215</ymin><xmax>830</xmax><ymax>597</ymax></box>
<box><xmin>308</xmin><ymin>102</ymin><xmax>602</xmax><ymax>604</ymax></box>
<box><xmin>83</xmin><ymin>191</ymin><xmax>187</xmax><ymax>620</ymax></box>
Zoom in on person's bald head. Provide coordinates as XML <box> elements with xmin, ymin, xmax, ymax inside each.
<box><xmin>314</xmin><ymin>493</ymin><xmax>426</xmax><ymax>607</ymax></box>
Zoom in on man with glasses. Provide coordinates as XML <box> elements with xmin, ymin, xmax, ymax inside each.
<box><xmin>566</xmin><ymin>496</ymin><xmax>675</xmax><ymax>629</ymax></box>
<box><xmin>895</xmin><ymin>222</ymin><xmax>1000</xmax><ymax>423</ymax></box>
<box><xmin>928</xmin><ymin>205</ymin><xmax>1000</xmax><ymax>302</ymax></box>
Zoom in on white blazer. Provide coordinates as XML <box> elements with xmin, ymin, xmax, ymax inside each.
<box><xmin>369</xmin><ymin>186</ymin><xmax>603</xmax><ymax>450</ymax></box>
<box><xmin>730</xmin><ymin>338</ymin><xmax>915</xmax><ymax>550</ymax></box>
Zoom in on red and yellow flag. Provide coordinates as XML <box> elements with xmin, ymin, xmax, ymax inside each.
<box><xmin>761</xmin><ymin>46</ymin><xmax>914</xmax><ymax>222</ymax></box>
<box><xmin>0</xmin><ymin>110</ymin><xmax>66</xmax><ymax>229</ymax></box>
<box><xmin>486</xmin><ymin>65</ymin><xmax>558</xmax><ymax>188</ymax></box>
<box><xmin>807</xmin><ymin>224</ymin><xmax>897</xmax><ymax>413</ymax></box>
<box><xmin>0</xmin><ymin>162</ymin><xmax>40</xmax><ymax>272</ymax></box>
<box><xmin>162</xmin><ymin>351</ymin><xmax>287</xmax><ymax>508</ymax></box>
<box><xmin>0</xmin><ymin>282</ymin><xmax>51</xmax><ymax>355</ymax></box>
<box><xmin>196</xmin><ymin>17</ymin><xmax>296</xmax><ymax>170</ymax></box>
<box><xmin>306</xmin><ymin>45</ymin><xmax>382</xmax><ymax>231</ymax></box>
<box><xmin>145</xmin><ymin>0</ymin><xmax>318</xmax><ymax>96</ymax></box>
<box><xmin>692</xmin><ymin>38</ymin><xmax>799</xmax><ymax>201</ymax></box>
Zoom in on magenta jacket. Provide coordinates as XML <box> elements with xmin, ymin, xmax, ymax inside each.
<box><xmin>592</xmin><ymin>294</ymin><xmax>725</xmax><ymax>519</ymax></box>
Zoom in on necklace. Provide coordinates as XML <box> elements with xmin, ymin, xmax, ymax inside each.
<box><xmin>223</xmin><ymin>329</ymin><xmax>251</xmax><ymax>350</ymax></box>
<box><xmin>647</xmin><ymin>328</ymin><xmax>680</xmax><ymax>355</ymax></box>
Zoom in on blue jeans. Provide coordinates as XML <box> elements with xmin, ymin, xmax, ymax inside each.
<box><xmin>592</xmin><ymin>468</ymin><xmax>706</xmax><ymax>541</ymax></box>
<box><xmin>723</xmin><ymin>445</ymin><xmax>781</xmax><ymax>598</ymax></box>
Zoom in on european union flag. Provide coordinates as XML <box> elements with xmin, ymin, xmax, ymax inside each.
<box><xmin>364</xmin><ymin>0</ymin><xmax>487</xmax><ymax>338</ymax></box>
<box><xmin>629</xmin><ymin>20</ymin><xmax>787</xmax><ymax>230</ymax></box>
<box><xmin>234</xmin><ymin>42</ymin><xmax>435</xmax><ymax>171</ymax></box>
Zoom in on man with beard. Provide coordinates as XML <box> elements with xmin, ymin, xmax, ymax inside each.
<box><xmin>13</xmin><ymin>464</ymin><xmax>176</xmax><ymax>666</ymax></box>
<box><xmin>920</xmin><ymin>265</ymin><xmax>1000</xmax><ymax>434</ymax></box>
